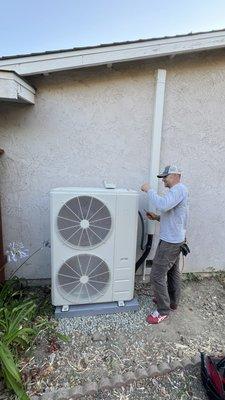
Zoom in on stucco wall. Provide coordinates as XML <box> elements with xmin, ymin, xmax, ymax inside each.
<box><xmin>0</xmin><ymin>50</ymin><xmax>225</xmax><ymax>278</ymax></box>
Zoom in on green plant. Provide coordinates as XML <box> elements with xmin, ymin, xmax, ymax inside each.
<box><xmin>0</xmin><ymin>341</ymin><xmax>29</xmax><ymax>400</ymax></box>
<box><xmin>0</xmin><ymin>277</ymin><xmax>26</xmax><ymax>308</ymax></box>
<box><xmin>184</xmin><ymin>272</ymin><xmax>201</xmax><ymax>282</ymax></box>
<box><xmin>215</xmin><ymin>271</ymin><xmax>225</xmax><ymax>289</ymax></box>
<box><xmin>0</xmin><ymin>279</ymin><xmax>68</xmax><ymax>399</ymax></box>
<box><xmin>0</xmin><ymin>301</ymin><xmax>36</xmax><ymax>399</ymax></box>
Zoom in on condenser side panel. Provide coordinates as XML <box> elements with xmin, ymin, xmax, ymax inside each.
<box><xmin>113</xmin><ymin>192</ymin><xmax>139</xmax><ymax>301</ymax></box>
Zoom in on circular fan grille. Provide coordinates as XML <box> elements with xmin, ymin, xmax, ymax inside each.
<box><xmin>57</xmin><ymin>254</ymin><xmax>110</xmax><ymax>302</ymax></box>
<box><xmin>57</xmin><ymin>196</ymin><xmax>112</xmax><ymax>248</ymax></box>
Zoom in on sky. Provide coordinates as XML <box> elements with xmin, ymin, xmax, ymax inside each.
<box><xmin>0</xmin><ymin>0</ymin><xmax>225</xmax><ymax>57</ymax></box>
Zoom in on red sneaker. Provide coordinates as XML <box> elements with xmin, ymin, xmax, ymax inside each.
<box><xmin>146</xmin><ymin>310</ymin><xmax>169</xmax><ymax>324</ymax></box>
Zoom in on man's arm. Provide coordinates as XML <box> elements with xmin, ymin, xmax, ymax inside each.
<box><xmin>147</xmin><ymin>187</ymin><xmax>184</xmax><ymax>212</ymax></box>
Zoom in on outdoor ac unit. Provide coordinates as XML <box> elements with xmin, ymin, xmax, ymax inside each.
<box><xmin>50</xmin><ymin>187</ymin><xmax>139</xmax><ymax>307</ymax></box>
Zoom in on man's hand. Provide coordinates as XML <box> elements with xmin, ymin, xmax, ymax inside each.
<box><xmin>146</xmin><ymin>212</ymin><xmax>160</xmax><ymax>222</ymax></box>
<box><xmin>141</xmin><ymin>183</ymin><xmax>150</xmax><ymax>192</ymax></box>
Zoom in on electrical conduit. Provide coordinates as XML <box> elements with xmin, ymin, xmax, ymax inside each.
<box><xmin>136</xmin><ymin>69</ymin><xmax>167</xmax><ymax>271</ymax></box>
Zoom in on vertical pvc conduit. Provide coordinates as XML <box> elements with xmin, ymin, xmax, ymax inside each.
<box><xmin>148</xmin><ymin>69</ymin><xmax>167</xmax><ymax>234</ymax></box>
<box><xmin>136</xmin><ymin>69</ymin><xmax>167</xmax><ymax>273</ymax></box>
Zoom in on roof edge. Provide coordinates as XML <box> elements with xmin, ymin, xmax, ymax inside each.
<box><xmin>1</xmin><ymin>28</ymin><xmax>225</xmax><ymax>61</ymax></box>
<box><xmin>0</xmin><ymin>28</ymin><xmax>225</xmax><ymax>76</ymax></box>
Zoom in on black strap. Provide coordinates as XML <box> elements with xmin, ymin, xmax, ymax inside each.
<box><xmin>217</xmin><ymin>358</ymin><xmax>225</xmax><ymax>370</ymax></box>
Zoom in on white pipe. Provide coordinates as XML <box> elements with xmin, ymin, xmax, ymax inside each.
<box><xmin>148</xmin><ymin>69</ymin><xmax>167</xmax><ymax>234</ymax></box>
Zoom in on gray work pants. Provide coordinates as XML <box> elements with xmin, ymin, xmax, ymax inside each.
<box><xmin>150</xmin><ymin>240</ymin><xmax>183</xmax><ymax>315</ymax></box>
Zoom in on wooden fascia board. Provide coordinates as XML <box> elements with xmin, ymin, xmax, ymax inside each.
<box><xmin>0</xmin><ymin>30</ymin><xmax>225</xmax><ymax>76</ymax></box>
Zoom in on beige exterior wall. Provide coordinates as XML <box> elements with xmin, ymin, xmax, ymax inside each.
<box><xmin>0</xmin><ymin>50</ymin><xmax>225</xmax><ymax>278</ymax></box>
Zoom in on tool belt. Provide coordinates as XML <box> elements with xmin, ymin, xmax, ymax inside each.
<box><xmin>180</xmin><ymin>242</ymin><xmax>190</xmax><ymax>257</ymax></box>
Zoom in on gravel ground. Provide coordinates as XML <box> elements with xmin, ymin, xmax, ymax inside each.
<box><xmin>19</xmin><ymin>275</ymin><xmax>225</xmax><ymax>398</ymax></box>
<box><xmin>83</xmin><ymin>365</ymin><xmax>208</xmax><ymax>400</ymax></box>
<box><xmin>0</xmin><ymin>365</ymin><xmax>208</xmax><ymax>400</ymax></box>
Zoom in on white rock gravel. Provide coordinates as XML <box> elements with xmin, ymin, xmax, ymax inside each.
<box><xmin>2</xmin><ymin>276</ymin><xmax>225</xmax><ymax>399</ymax></box>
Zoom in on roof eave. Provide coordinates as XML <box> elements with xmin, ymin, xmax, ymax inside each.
<box><xmin>0</xmin><ymin>29</ymin><xmax>225</xmax><ymax>76</ymax></box>
<box><xmin>0</xmin><ymin>70</ymin><xmax>35</xmax><ymax>104</ymax></box>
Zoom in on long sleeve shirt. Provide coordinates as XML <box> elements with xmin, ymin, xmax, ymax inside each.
<box><xmin>147</xmin><ymin>182</ymin><xmax>189</xmax><ymax>243</ymax></box>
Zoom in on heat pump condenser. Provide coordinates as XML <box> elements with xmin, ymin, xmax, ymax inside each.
<box><xmin>50</xmin><ymin>187</ymin><xmax>139</xmax><ymax>307</ymax></box>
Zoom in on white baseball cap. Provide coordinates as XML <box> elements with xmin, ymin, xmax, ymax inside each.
<box><xmin>157</xmin><ymin>165</ymin><xmax>181</xmax><ymax>178</ymax></box>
